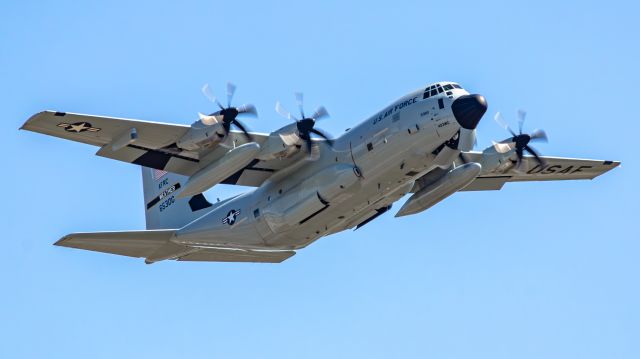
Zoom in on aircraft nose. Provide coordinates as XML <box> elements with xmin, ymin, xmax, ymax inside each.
<box><xmin>451</xmin><ymin>94</ymin><xmax>487</xmax><ymax>130</ymax></box>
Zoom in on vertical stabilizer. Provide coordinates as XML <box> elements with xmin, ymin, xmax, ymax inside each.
<box><xmin>141</xmin><ymin>167</ymin><xmax>214</xmax><ymax>229</ymax></box>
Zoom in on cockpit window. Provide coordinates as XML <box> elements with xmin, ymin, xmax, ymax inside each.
<box><xmin>423</xmin><ymin>83</ymin><xmax>462</xmax><ymax>99</ymax></box>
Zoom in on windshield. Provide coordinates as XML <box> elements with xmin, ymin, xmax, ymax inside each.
<box><xmin>423</xmin><ymin>83</ymin><xmax>462</xmax><ymax>99</ymax></box>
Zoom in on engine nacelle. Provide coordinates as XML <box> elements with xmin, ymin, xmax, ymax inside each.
<box><xmin>177</xmin><ymin>142</ymin><xmax>262</xmax><ymax>198</ymax></box>
<box><xmin>256</xmin><ymin>133</ymin><xmax>301</xmax><ymax>160</ymax></box>
<box><xmin>176</xmin><ymin>120</ymin><xmax>224</xmax><ymax>151</ymax></box>
<box><xmin>256</xmin><ymin>123</ymin><xmax>303</xmax><ymax>160</ymax></box>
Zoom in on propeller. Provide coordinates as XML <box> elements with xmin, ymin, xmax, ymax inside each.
<box><xmin>275</xmin><ymin>92</ymin><xmax>333</xmax><ymax>155</ymax></box>
<box><xmin>456</xmin><ymin>131</ymin><xmax>478</xmax><ymax>165</ymax></box>
<box><xmin>200</xmin><ymin>83</ymin><xmax>257</xmax><ymax>141</ymax></box>
<box><xmin>494</xmin><ymin>110</ymin><xmax>548</xmax><ymax>168</ymax></box>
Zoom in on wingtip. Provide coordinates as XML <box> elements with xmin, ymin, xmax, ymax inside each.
<box><xmin>603</xmin><ymin>160</ymin><xmax>622</xmax><ymax>168</ymax></box>
<box><xmin>54</xmin><ymin>234</ymin><xmax>72</xmax><ymax>247</ymax></box>
<box><xmin>21</xmin><ymin>110</ymin><xmax>56</xmax><ymax>131</ymax></box>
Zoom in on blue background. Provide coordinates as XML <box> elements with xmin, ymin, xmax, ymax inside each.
<box><xmin>2</xmin><ymin>1</ymin><xmax>637</xmax><ymax>358</ymax></box>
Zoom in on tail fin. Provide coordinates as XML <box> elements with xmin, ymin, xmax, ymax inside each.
<box><xmin>141</xmin><ymin>167</ymin><xmax>214</xmax><ymax>229</ymax></box>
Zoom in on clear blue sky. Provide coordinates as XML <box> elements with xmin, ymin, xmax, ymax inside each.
<box><xmin>2</xmin><ymin>1</ymin><xmax>638</xmax><ymax>358</ymax></box>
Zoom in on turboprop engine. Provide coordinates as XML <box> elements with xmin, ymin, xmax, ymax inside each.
<box><xmin>176</xmin><ymin>116</ymin><xmax>225</xmax><ymax>151</ymax></box>
<box><xmin>177</xmin><ymin>82</ymin><xmax>258</xmax><ymax>151</ymax></box>
<box><xmin>260</xmin><ymin>92</ymin><xmax>334</xmax><ymax>160</ymax></box>
<box><xmin>255</xmin><ymin>122</ymin><xmax>304</xmax><ymax>161</ymax></box>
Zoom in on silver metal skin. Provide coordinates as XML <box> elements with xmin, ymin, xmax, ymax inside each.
<box><xmin>173</xmin><ymin>84</ymin><xmax>472</xmax><ymax>250</ymax></box>
<box><xmin>21</xmin><ymin>81</ymin><xmax>620</xmax><ymax>263</ymax></box>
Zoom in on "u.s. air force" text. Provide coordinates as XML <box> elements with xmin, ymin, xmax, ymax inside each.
<box><xmin>373</xmin><ymin>96</ymin><xmax>418</xmax><ymax>125</ymax></box>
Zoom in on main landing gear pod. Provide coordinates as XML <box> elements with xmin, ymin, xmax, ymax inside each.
<box><xmin>396</xmin><ymin>162</ymin><xmax>481</xmax><ymax>217</ymax></box>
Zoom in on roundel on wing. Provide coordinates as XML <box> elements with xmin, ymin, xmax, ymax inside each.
<box><xmin>57</xmin><ymin>122</ymin><xmax>101</xmax><ymax>133</ymax></box>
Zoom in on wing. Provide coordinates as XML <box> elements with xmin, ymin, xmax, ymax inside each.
<box><xmin>21</xmin><ymin>111</ymin><xmax>290</xmax><ymax>186</ymax></box>
<box><xmin>56</xmin><ymin>230</ymin><xmax>295</xmax><ymax>264</ymax></box>
<box><xmin>460</xmin><ymin>152</ymin><xmax>620</xmax><ymax>191</ymax></box>
<box><xmin>21</xmin><ymin>111</ymin><xmax>191</xmax><ymax>148</ymax></box>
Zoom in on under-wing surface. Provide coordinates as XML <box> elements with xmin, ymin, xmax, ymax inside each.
<box><xmin>21</xmin><ymin>82</ymin><xmax>619</xmax><ymax>263</ymax></box>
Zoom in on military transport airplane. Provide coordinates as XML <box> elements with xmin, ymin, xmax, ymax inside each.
<box><xmin>21</xmin><ymin>82</ymin><xmax>619</xmax><ymax>264</ymax></box>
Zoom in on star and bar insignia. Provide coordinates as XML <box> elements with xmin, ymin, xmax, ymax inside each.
<box><xmin>222</xmin><ymin>209</ymin><xmax>241</xmax><ymax>225</ymax></box>
<box><xmin>57</xmin><ymin>122</ymin><xmax>101</xmax><ymax>133</ymax></box>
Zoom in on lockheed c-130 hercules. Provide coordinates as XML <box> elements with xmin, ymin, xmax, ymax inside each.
<box><xmin>21</xmin><ymin>82</ymin><xmax>619</xmax><ymax>264</ymax></box>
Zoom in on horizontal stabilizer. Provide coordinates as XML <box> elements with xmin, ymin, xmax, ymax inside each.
<box><xmin>55</xmin><ymin>230</ymin><xmax>295</xmax><ymax>263</ymax></box>
<box><xmin>55</xmin><ymin>230</ymin><xmax>177</xmax><ymax>258</ymax></box>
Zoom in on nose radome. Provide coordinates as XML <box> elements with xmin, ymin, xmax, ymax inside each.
<box><xmin>451</xmin><ymin>94</ymin><xmax>487</xmax><ymax>130</ymax></box>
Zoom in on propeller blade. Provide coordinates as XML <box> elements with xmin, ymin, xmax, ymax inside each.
<box><xmin>515</xmin><ymin>147</ymin><xmax>525</xmax><ymax>168</ymax></box>
<box><xmin>226</xmin><ymin>82</ymin><xmax>236</xmax><ymax>107</ymax></box>
<box><xmin>198</xmin><ymin>112</ymin><xmax>219</xmax><ymax>125</ymax></box>
<box><xmin>214</xmin><ymin>132</ymin><xmax>234</xmax><ymax>148</ymax></box>
<box><xmin>231</xmin><ymin>119</ymin><xmax>253</xmax><ymax>141</ymax></box>
<box><xmin>275</xmin><ymin>101</ymin><xmax>296</xmax><ymax>120</ymax></box>
<box><xmin>202</xmin><ymin>83</ymin><xmax>224</xmax><ymax>110</ymax></box>
<box><xmin>494</xmin><ymin>112</ymin><xmax>516</xmax><ymax>136</ymax></box>
<box><xmin>307</xmin><ymin>142</ymin><xmax>321</xmax><ymax>161</ymax></box>
<box><xmin>458</xmin><ymin>152</ymin><xmax>468</xmax><ymax>164</ymax></box>
<box><xmin>517</xmin><ymin>109</ymin><xmax>527</xmax><ymax>134</ymax></box>
<box><xmin>201</xmin><ymin>83</ymin><xmax>215</xmax><ymax>102</ymax></box>
<box><xmin>295</xmin><ymin>92</ymin><xmax>305</xmax><ymax>118</ymax></box>
<box><xmin>304</xmin><ymin>137</ymin><xmax>313</xmax><ymax>154</ymax></box>
<box><xmin>530</xmin><ymin>129</ymin><xmax>548</xmax><ymax>142</ymax></box>
<box><xmin>237</xmin><ymin>104</ymin><xmax>258</xmax><ymax>117</ymax></box>
<box><xmin>492</xmin><ymin>140</ymin><xmax>514</xmax><ymax>154</ymax></box>
<box><xmin>309</xmin><ymin>127</ymin><xmax>334</xmax><ymax>146</ymax></box>
<box><xmin>524</xmin><ymin>145</ymin><xmax>546</xmax><ymax>168</ymax></box>
<box><xmin>221</xmin><ymin>121</ymin><xmax>231</xmax><ymax>136</ymax></box>
<box><xmin>311</xmin><ymin>106</ymin><xmax>329</xmax><ymax>121</ymax></box>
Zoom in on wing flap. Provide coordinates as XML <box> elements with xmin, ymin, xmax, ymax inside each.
<box><xmin>95</xmin><ymin>144</ymin><xmax>201</xmax><ymax>176</ymax></box>
<box><xmin>177</xmin><ymin>247</ymin><xmax>295</xmax><ymax>263</ymax></box>
<box><xmin>461</xmin><ymin>176</ymin><xmax>508</xmax><ymax>191</ymax></box>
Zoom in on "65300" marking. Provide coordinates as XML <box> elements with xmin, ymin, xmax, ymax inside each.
<box><xmin>159</xmin><ymin>196</ymin><xmax>175</xmax><ymax>212</ymax></box>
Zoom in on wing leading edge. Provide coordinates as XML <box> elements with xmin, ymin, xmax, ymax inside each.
<box><xmin>21</xmin><ymin>110</ymin><xmax>283</xmax><ymax>186</ymax></box>
<box><xmin>460</xmin><ymin>153</ymin><xmax>620</xmax><ymax>191</ymax></box>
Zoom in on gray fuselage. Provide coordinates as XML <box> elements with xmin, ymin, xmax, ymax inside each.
<box><xmin>173</xmin><ymin>83</ymin><xmax>470</xmax><ymax>250</ymax></box>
